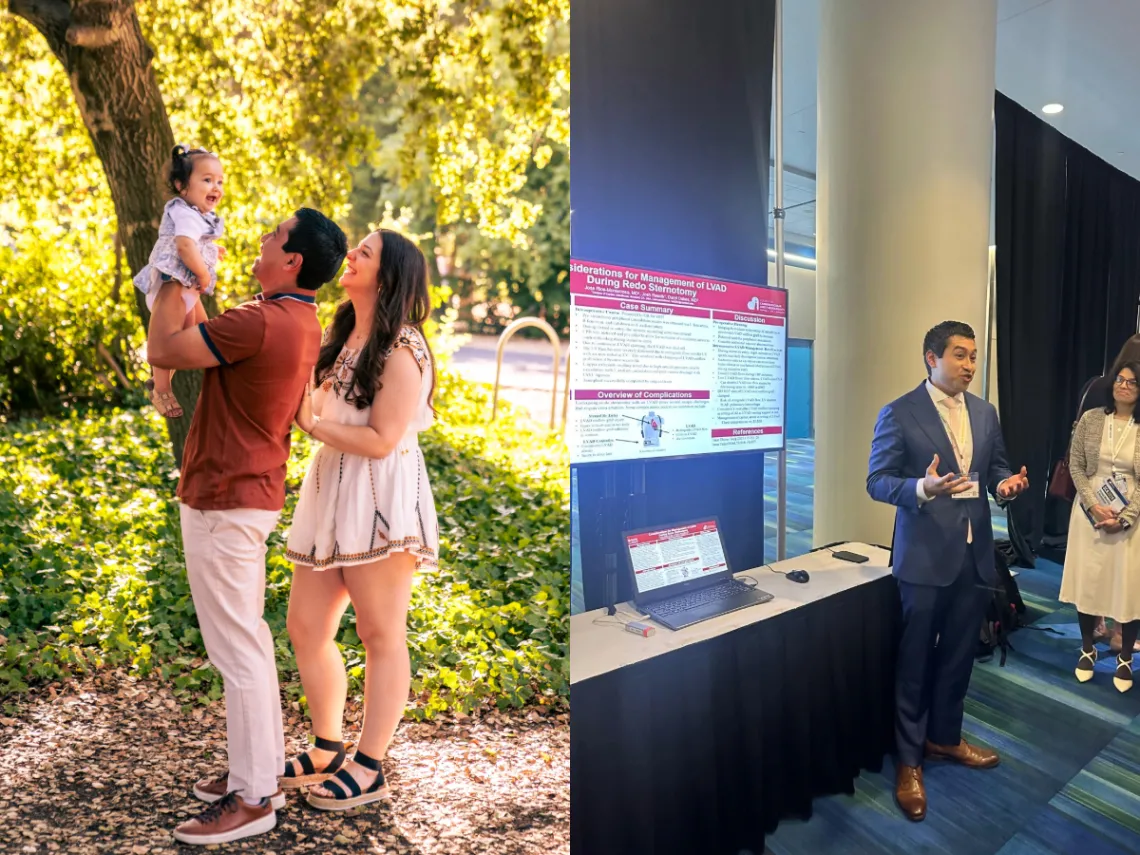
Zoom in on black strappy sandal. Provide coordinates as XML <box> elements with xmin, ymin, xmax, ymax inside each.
<box><xmin>279</xmin><ymin>736</ymin><xmax>348</xmax><ymax>789</ymax></box>
<box><xmin>306</xmin><ymin>749</ymin><xmax>391</xmax><ymax>811</ymax></box>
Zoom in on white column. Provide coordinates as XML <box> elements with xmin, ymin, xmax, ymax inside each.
<box><xmin>814</xmin><ymin>0</ymin><xmax>998</xmax><ymax>548</ymax></box>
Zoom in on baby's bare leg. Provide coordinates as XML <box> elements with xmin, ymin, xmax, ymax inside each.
<box><xmin>189</xmin><ymin>297</ymin><xmax>208</xmax><ymax>327</ymax></box>
<box><xmin>151</xmin><ymin>291</ymin><xmax>201</xmax><ymax>394</ymax></box>
<box><xmin>151</xmin><ymin>366</ymin><xmax>174</xmax><ymax>394</ymax></box>
<box><xmin>145</xmin><ymin>282</ymin><xmax>197</xmax><ymax>418</ymax></box>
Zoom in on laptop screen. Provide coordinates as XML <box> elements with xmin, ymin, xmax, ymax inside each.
<box><xmin>625</xmin><ymin>519</ymin><xmax>729</xmax><ymax>595</ymax></box>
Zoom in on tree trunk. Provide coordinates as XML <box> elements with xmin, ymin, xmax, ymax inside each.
<box><xmin>10</xmin><ymin>0</ymin><xmax>200</xmax><ymax>467</ymax></box>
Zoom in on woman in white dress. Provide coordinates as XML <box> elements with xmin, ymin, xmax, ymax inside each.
<box><xmin>1062</xmin><ymin>362</ymin><xmax>1140</xmax><ymax>692</ymax></box>
<box><xmin>280</xmin><ymin>228</ymin><xmax>439</xmax><ymax>809</ymax></box>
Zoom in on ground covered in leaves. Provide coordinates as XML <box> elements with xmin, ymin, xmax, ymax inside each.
<box><xmin>0</xmin><ymin>671</ymin><xmax>569</xmax><ymax>854</ymax></box>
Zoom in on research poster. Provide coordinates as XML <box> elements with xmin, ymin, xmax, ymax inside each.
<box><xmin>569</xmin><ymin>260</ymin><xmax>787</xmax><ymax>464</ymax></box>
<box><xmin>626</xmin><ymin>521</ymin><xmax>729</xmax><ymax>593</ymax></box>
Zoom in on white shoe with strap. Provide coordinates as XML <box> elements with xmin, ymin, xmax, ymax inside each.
<box><xmin>1114</xmin><ymin>654</ymin><xmax>1134</xmax><ymax>693</ymax></box>
<box><xmin>1076</xmin><ymin>648</ymin><xmax>1097</xmax><ymax>683</ymax></box>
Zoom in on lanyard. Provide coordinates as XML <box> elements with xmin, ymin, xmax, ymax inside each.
<box><xmin>1108</xmin><ymin>416</ymin><xmax>1134</xmax><ymax>474</ymax></box>
<box><xmin>936</xmin><ymin>399</ymin><xmax>969</xmax><ymax>472</ymax></box>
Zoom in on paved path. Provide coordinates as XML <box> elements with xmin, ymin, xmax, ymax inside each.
<box><xmin>449</xmin><ymin>334</ymin><xmax>568</xmax><ymax>428</ymax></box>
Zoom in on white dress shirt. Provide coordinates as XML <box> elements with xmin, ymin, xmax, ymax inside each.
<box><xmin>916</xmin><ymin>380</ymin><xmax>975</xmax><ymax>542</ymax></box>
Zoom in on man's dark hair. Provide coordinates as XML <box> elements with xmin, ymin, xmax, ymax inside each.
<box><xmin>283</xmin><ymin>208</ymin><xmax>348</xmax><ymax>291</ymax></box>
<box><xmin>922</xmin><ymin>321</ymin><xmax>976</xmax><ymax>376</ymax></box>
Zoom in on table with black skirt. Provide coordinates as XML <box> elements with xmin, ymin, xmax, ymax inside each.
<box><xmin>570</xmin><ymin>543</ymin><xmax>901</xmax><ymax>855</ymax></box>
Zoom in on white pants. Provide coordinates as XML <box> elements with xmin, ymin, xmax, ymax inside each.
<box><xmin>180</xmin><ymin>505</ymin><xmax>285</xmax><ymax>800</ymax></box>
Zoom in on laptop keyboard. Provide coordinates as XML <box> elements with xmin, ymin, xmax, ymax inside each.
<box><xmin>650</xmin><ymin>579</ymin><xmax>751</xmax><ymax>617</ymax></box>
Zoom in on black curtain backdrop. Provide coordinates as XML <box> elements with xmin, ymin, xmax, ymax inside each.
<box><xmin>571</xmin><ymin>0</ymin><xmax>776</xmax><ymax>610</ymax></box>
<box><xmin>995</xmin><ymin>92</ymin><xmax>1140</xmax><ymax>550</ymax></box>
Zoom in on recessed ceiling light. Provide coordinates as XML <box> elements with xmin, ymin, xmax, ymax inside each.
<box><xmin>1042</xmin><ymin>103</ymin><xmax>1064</xmax><ymax>114</ymax></box>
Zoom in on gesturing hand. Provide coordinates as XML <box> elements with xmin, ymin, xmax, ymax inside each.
<box><xmin>998</xmin><ymin>466</ymin><xmax>1029</xmax><ymax>499</ymax></box>
<box><xmin>922</xmin><ymin>454</ymin><xmax>972</xmax><ymax>497</ymax></box>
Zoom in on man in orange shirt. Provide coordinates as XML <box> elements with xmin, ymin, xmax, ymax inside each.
<box><xmin>146</xmin><ymin>208</ymin><xmax>346</xmax><ymax>845</ymax></box>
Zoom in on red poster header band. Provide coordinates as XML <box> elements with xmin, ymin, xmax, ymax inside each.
<box><xmin>571</xmin><ymin>260</ymin><xmax>787</xmax><ymax>316</ymax></box>
<box><xmin>575</xmin><ymin>390</ymin><xmax>712</xmax><ymax>401</ymax></box>
<box><xmin>710</xmin><ymin>427</ymin><xmax>783</xmax><ymax>438</ymax></box>
<box><xmin>626</xmin><ymin>522</ymin><xmax>718</xmax><ymax>547</ymax></box>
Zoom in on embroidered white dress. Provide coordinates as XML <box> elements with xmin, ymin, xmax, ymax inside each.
<box><xmin>285</xmin><ymin>327</ymin><xmax>439</xmax><ymax>570</ymax></box>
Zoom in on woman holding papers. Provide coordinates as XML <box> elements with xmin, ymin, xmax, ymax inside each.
<box><xmin>1062</xmin><ymin>362</ymin><xmax>1140</xmax><ymax>691</ymax></box>
<box><xmin>1075</xmin><ymin>334</ymin><xmax>1140</xmax><ymax>653</ymax></box>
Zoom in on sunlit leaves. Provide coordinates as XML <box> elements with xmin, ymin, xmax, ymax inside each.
<box><xmin>0</xmin><ymin>0</ymin><xmax>568</xmax><ymax>413</ymax></box>
<box><xmin>0</xmin><ymin>373</ymin><xmax>568</xmax><ymax>715</ymax></box>
<box><xmin>373</xmin><ymin>0</ymin><xmax>569</xmax><ymax>246</ymax></box>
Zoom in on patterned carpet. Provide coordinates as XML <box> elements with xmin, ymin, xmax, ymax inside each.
<box><xmin>761</xmin><ymin>441</ymin><xmax>1140</xmax><ymax>855</ymax></box>
<box><xmin>571</xmin><ymin>441</ymin><xmax>1140</xmax><ymax>853</ymax></box>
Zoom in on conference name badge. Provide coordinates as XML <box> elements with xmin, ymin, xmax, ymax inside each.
<box><xmin>952</xmin><ymin>472</ymin><xmax>980</xmax><ymax>500</ymax></box>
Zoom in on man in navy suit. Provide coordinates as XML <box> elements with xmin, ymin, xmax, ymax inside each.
<box><xmin>867</xmin><ymin>321</ymin><xmax>1029</xmax><ymax>822</ymax></box>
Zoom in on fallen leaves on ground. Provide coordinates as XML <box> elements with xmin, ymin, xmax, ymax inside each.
<box><xmin>0</xmin><ymin>671</ymin><xmax>569</xmax><ymax>854</ymax></box>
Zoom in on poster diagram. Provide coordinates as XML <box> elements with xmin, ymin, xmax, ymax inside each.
<box><xmin>617</xmin><ymin>411</ymin><xmax>667</xmax><ymax>448</ymax></box>
<box><xmin>569</xmin><ymin>260</ymin><xmax>787</xmax><ymax>464</ymax></box>
<box><xmin>640</xmin><ymin>411</ymin><xmax>664</xmax><ymax>447</ymax></box>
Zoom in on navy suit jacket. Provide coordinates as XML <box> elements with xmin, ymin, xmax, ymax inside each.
<box><xmin>866</xmin><ymin>382</ymin><xmax>1013</xmax><ymax>587</ymax></box>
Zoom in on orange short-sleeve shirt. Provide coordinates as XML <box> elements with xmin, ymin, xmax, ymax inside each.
<box><xmin>177</xmin><ymin>292</ymin><xmax>322</xmax><ymax>511</ymax></box>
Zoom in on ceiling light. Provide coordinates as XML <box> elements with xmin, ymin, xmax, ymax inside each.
<box><xmin>1042</xmin><ymin>103</ymin><xmax>1064</xmax><ymax>115</ymax></box>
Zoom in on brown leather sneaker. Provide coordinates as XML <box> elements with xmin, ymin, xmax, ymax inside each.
<box><xmin>173</xmin><ymin>791</ymin><xmax>276</xmax><ymax>845</ymax></box>
<box><xmin>895</xmin><ymin>764</ymin><xmax>926</xmax><ymax>822</ymax></box>
<box><xmin>925</xmin><ymin>738</ymin><xmax>1000</xmax><ymax>768</ymax></box>
<box><xmin>193</xmin><ymin>770</ymin><xmax>286</xmax><ymax>810</ymax></box>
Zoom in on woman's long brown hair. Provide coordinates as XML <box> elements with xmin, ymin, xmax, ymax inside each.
<box><xmin>315</xmin><ymin>229</ymin><xmax>436</xmax><ymax>411</ymax></box>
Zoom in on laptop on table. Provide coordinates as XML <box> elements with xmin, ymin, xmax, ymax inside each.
<box><xmin>623</xmin><ymin>517</ymin><xmax>773</xmax><ymax>631</ymax></box>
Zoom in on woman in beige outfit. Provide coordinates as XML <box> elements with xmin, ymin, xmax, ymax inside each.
<box><xmin>1061</xmin><ymin>362</ymin><xmax>1140</xmax><ymax>692</ymax></box>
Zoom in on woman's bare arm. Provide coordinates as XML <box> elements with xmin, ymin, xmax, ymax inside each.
<box><xmin>307</xmin><ymin>348</ymin><xmax>423</xmax><ymax>459</ymax></box>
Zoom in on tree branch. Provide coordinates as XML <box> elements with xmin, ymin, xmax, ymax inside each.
<box><xmin>96</xmin><ymin>341</ymin><xmax>131</xmax><ymax>388</ymax></box>
<box><xmin>8</xmin><ymin>0</ymin><xmax>71</xmax><ymax>47</ymax></box>
<box><xmin>66</xmin><ymin>0</ymin><xmax>131</xmax><ymax>48</ymax></box>
<box><xmin>8</xmin><ymin>0</ymin><xmax>68</xmax><ymax>21</ymax></box>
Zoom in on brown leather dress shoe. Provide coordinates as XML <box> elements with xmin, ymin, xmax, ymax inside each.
<box><xmin>925</xmin><ymin>738</ymin><xmax>1000</xmax><ymax>768</ymax></box>
<box><xmin>193</xmin><ymin>770</ymin><xmax>286</xmax><ymax>809</ymax></box>
<box><xmin>895</xmin><ymin>764</ymin><xmax>926</xmax><ymax>822</ymax></box>
<box><xmin>173</xmin><ymin>791</ymin><xmax>276</xmax><ymax>845</ymax></box>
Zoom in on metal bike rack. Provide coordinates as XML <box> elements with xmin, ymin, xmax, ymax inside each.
<box><xmin>491</xmin><ymin>317</ymin><xmax>563</xmax><ymax>430</ymax></box>
<box><xmin>562</xmin><ymin>352</ymin><xmax>570</xmax><ymax>430</ymax></box>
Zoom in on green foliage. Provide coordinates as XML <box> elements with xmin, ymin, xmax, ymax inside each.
<box><xmin>361</xmin><ymin>0</ymin><xmax>570</xmax><ymax>248</ymax></box>
<box><xmin>0</xmin><ymin>372</ymin><xmax>568</xmax><ymax>717</ymax></box>
<box><xmin>352</xmin><ymin>136</ymin><xmax>570</xmax><ymax>338</ymax></box>
<box><xmin>0</xmin><ymin>24</ymin><xmax>141</xmax><ymax>414</ymax></box>
<box><xmin>0</xmin><ymin>0</ymin><xmax>569</xmax><ymax>413</ymax></box>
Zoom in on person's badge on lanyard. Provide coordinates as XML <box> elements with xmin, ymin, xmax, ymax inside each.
<box><xmin>954</xmin><ymin>472</ymin><xmax>981</xmax><ymax>500</ymax></box>
<box><xmin>1108</xmin><ymin>416</ymin><xmax>1133</xmax><ymax>496</ymax></box>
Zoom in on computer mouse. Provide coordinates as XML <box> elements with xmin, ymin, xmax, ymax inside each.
<box><xmin>786</xmin><ymin>569</ymin><xmax>809</xmax><ymax>583</ymax></box>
